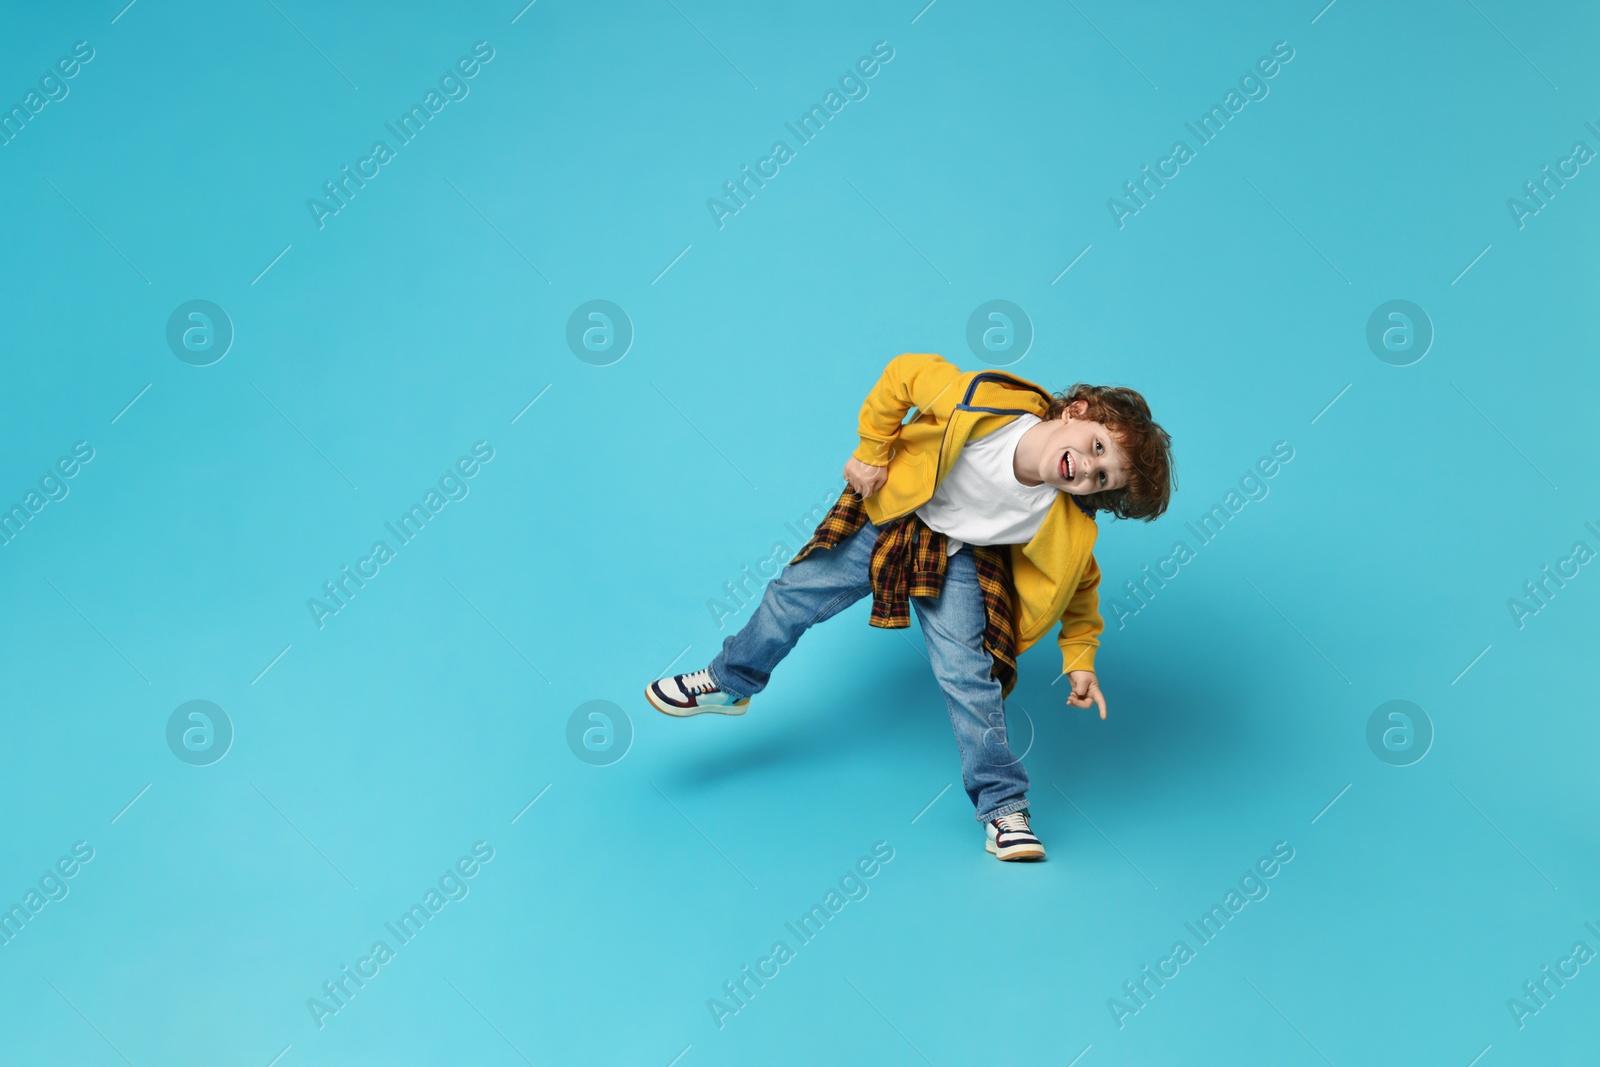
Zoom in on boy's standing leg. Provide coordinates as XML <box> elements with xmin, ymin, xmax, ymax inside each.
<box><xmin>646</xmin><ymin>519</ymin><xmax>881</xmax><ymax>714</ymax></box>
<box><xmin>910</xmin><ymin>546</ymin><xmax>1044</xmax><ymax>861</ymax></box>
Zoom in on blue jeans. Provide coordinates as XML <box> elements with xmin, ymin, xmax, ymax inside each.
<box><xmin>709</xmin><ymin>519</ymin><xmax>1031</xmax><ymax>823</ymax></box>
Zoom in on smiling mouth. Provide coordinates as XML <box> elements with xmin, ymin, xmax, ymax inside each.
<box><xmin>1060</xmin><ymin>452</ymin><xmax>1074</xmax><ymax>481</ymax></box>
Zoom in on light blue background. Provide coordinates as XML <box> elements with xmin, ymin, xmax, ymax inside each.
<box><xmin>1</xmin><ymin>1</ymin><xmax>1596</xmax><ymax>1064</ymax></box>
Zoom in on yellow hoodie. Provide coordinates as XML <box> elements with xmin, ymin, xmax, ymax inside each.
<box><xmin>850</xmin><ymin>353</ymin><xmax>1104</xmax><ymax>675</ymax></box>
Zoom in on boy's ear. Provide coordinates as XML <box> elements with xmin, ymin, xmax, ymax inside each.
<box><xmin>1062</xmin><ymin>399</ymin><xmax>1087</xmax><ymax>421</ymax></box>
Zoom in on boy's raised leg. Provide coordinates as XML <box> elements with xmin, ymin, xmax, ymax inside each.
<box><xmin>708</xmin><ymin>518</ymin><xmax>880</xmax><ymax>697</ymax></box>
<box><xmin>646</xmin><ymin>519</ymin><xmax>879</xmax><ymax>715</ymax></box>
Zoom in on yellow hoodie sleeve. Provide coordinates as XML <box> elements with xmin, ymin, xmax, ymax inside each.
<box><xmin>1058</xmin><ymin>553</ymin><xmax>1104</xmax><ymax>675</ymax></box>
<box><xmin>852</xmin><ymin>353</ymin><xmax>964</xmax><ymax>466</ymax></box>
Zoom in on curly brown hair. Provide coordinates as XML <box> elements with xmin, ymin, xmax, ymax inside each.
<box><xmin>1043</xmin><ymin>384</ymin><xmax>1175</xmax><ymax>521</ymax></box>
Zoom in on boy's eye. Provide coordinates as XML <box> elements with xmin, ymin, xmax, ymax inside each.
<box><xmin>1095</xmin><ymin>440</ymin><xmax>1103</xmax><ymax>454</ymax></box>
<box><xmin>1099</xmin><ymin>472</ymin><xmax>1107</xmax><ymax>487</ymax></box>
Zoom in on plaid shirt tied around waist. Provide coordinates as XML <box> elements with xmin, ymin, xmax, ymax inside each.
<box><xmin>789</xmin><ymin>490</ymin><xmax>1019</xmax><ymax>698</ymax></box>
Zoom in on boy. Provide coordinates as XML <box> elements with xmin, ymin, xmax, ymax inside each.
<box><xmin>646</xmin><ymin>353</ymin><xmax>1174</xmax><ymax>861</ymax></box>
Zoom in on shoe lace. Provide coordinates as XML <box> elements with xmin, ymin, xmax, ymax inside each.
<box><xmin>994</xmin><ymin>811</ymin><xmax>1030</xmax><ymax>832</ymax></box>
<box><xmin>681</xmin><ymin>668</ymin><xmax>716</xmax><ymax>695</ymax></box>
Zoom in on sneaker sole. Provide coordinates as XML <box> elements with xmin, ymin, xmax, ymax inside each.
<box><xmin>986</xmin><ymin>839</ymin><xmax>1046</xmax><ymax>861</ymax></box>
<box><xmin>645</xmin><ymin>685</ymin><xmax>750</xmax><ymax>718</ymax></box>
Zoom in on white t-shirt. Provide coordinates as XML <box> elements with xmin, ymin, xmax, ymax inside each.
<box><xmin>915</xmin><ymin>413</ymin><xmax>1059</xmax><ymax>556</ymax></box>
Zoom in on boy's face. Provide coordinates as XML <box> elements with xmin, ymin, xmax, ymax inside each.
<box><xmin>1027</xmin><ymin>401</ymin><xmax>1130</xmax><ymax>495</ymax></box>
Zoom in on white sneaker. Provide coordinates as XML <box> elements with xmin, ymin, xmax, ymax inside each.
<box><xmin>646</xmin><ymin>668</ymin><xmax>751</xmax><ymax>717</ymax></box>
<box><xmin>986</xmin><ymin>808</ymin><xmax>1046</xmax><ymax>861</ymax></box>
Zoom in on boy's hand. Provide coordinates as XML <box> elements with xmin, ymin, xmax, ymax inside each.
<box><xmin>842</xmin><ymin>456</ymin><xmax>889</xmax><ymax>498</ymax></box>
<box><xmin>1066</xmin><ymin>670</ymin><xmax>1107</xmax><ymax>720</ymax></box>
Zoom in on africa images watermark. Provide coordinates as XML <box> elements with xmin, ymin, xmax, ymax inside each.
<box><xmin>1506</xmin><ymin>918</ymin><xmax>1600</xmax><ymax>1031</ymax></box>
<box><xmin>1107</xmin><ymin>40</ymin><xmax>1296</xmax><ymax>229</ymax></box>
<box><xmin>0</xmin><ymin>440</ymin><xmax>96</xmax><ymax>548</ymax></box>
<box><xmin>706</xmin><ymin>483</ymin><xmax>842</xmax><ymax>630</ymax></box>
<box><xmin>306</xmin><ymin>841</ymin><xmax>495</xmax><ymax>1029</ymax></box>
<box><xmin>707</xmin><ymin>841</ymin><xmax>895</xmax><ymax>1030</ymax></box>
<box><xmin>1506</xmin><ymin>517</ymin><xmax>1599</xmax><ymax>630</ymax></box>
<box><xmin>0</xmin><ymin>841</ymin><xmax>96</xmax><ymax>948</ymax></box>
<box><xmin>307</xmin><ymin>441</ymin><xmax>496</xmax><ymax>629</ymax></box>
<box><xmin>306</xmin><ymin>41</ymin><xmax>496</xmax><ymax>230</ymax></box>
<box><xmin>706</xmin><ymin>40</ymin><xmax>896</xmax><ymax>230</ymax></box>
<box><xmin>1505</xmin><ymin>119</ymin><xmax>1600</xmax><ymax>230</ymax></box>
<box><xmin>1107</xmin><ymin>840</ymin><xmax>1296</xmax><ymax>1029</ymax></box>
<box><xmin>1</xmin><ymin>40</ymin><xmax>95</xmax><ymax>148</ymax></box>
<box><xmin>1108</xmin><ymin>441</ymin><xmax>1295</xmax><ymax>629</ymax></box>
